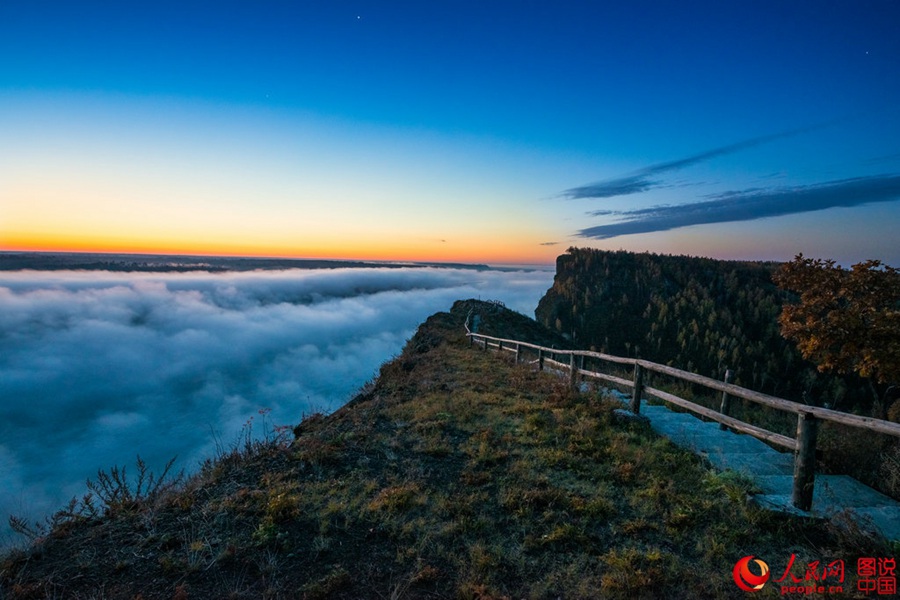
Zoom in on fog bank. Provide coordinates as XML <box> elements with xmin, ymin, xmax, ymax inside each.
<box><xmin>0</xmin><ymin>266</ymin><xmax>553</xmax><ymax>546</ymax></box>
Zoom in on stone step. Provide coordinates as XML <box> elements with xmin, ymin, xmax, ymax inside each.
<box><xmin>705</xmin><ymin>451</ymin><xmax>794</xmax><ymax>476</ymax></box>
<box><xmin>691</xmin><ymin>435</ymin><xmax>775</xmax><ymax>455</ymax></box>
<box><xmin>644</xmin><ymin>412</ymin><xmax>720</xmax><ymax>432</ymax></box>
<box><xmin>753</xmin><ymin>496</ymin><xmax>900</xmax><ymax>541</ymax></box>
<box><xmin>642</xmin><ymin>405</ymin><xmax>763</xmax><ymax>434</ymax></box>
<box><xmin>601</xmin><ymin>385</ymin><xmax>900</xmax><ymax>540</ymax></box>
<box><xmin>754</xmin><ymin>474</ymin><xmax>899</xmax><ymax>508</ymax></box>
<box><xmin>645</xmin><ymin>414</ymin><xmax>720</xmax><ymax>432</ymax></box>
<box><xmin>849</xmin><ymin>506</ymin><xmax>900</xmax><ymax>541</ymax></box>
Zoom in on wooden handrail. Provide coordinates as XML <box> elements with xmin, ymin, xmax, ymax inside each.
<box><xmin>467</xmin><ymin>329</ymin><xmax>900</xmax><ymax>512</ymax></box>
<box><xmin>466</xmin><ymin>332</ymin><xmax>900</xmax><ymax>438</ymax></box>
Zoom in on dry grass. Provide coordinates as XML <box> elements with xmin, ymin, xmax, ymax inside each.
<box><xmin>1</xmin><ymin>299</ymin><xmax>889</xmax><ymax>599</ymax></box>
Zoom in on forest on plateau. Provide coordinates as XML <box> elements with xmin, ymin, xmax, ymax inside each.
<box><xmin>535</xmin><ymin>248</ymin><xmax>873</xmax><ymax>413</ymax></box>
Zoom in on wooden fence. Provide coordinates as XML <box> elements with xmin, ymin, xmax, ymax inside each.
<box><xmin>465</xmin><ymin>329</ymin><xmax>900</xmax><ymax>512</ymax></box>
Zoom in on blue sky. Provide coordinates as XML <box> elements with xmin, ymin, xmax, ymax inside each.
<box><xmin>2</xmin><ymin>0</ymin><xmax>899</xmax><ymax>264</ymax></box>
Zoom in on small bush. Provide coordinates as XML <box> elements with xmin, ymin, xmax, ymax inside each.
<box><xmin>87</xmin><ymin>455</ymin><xmax>182</xmax><ymax>516</ymax></box>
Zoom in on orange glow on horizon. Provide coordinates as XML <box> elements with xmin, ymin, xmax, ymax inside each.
<box><xmin>1</xmin><ymin>233</ymin><xmax>557</xmax><ymax>266</ymax></box>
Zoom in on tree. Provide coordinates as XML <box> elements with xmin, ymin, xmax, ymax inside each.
<box><xmin>774</xmin><ymin>254</ymin><xmax>900</xmax><ymax>389</ymax></box>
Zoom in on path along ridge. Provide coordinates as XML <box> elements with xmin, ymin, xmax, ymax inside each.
<box><xmin>602</xmin><ymin>388</ymin><xmax>900</xmax><ymax>541</ymax></box>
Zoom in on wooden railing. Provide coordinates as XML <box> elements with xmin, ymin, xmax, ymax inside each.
<box><xmin>465</xmin><ymin>330</ymin><xmax>900</xmax><ymax>512</ymax></box>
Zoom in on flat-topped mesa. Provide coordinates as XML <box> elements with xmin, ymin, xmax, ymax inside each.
<box><xmin>535</xmin><ymin>247</ymin><xmax>873</xmax><ymax>410</ymax></box>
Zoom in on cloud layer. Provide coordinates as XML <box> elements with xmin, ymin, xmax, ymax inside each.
<box><xmin>577</xmin><ymin>174</ymin><xmax>900</xmax><ymax>239</ymax></box>
<box><xmin>0</xmin><ymin>267</ymin><xmax>553</xmax><ymax>546</ymax></box>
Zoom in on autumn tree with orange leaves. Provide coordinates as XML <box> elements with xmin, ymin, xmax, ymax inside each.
<box><xmin>774</xmin><ymin>255</ymin><xmax>900</xmax><ymax>413</ymax></box>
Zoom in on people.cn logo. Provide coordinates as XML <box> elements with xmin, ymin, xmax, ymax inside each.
<box><xmin>734</xmin><ymin>556</ymin><xmax>771</xmax><ymax>592</ymax></box>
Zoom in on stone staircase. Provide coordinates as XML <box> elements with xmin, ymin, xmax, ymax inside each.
<box><xmin>607</xmin><ymin>389</ymin><xmax>900</xmax><ymax>541</ymax></box>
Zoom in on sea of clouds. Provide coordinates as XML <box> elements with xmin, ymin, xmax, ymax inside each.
<box><xmin>0</xmin><ymin>266</ymin><xmax>553</xmax><ymax>546</ymax></box>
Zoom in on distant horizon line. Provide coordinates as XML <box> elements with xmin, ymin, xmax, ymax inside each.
<box><xmin>4</xmin><ymin>247</ymin><xmax>892</xmax><ymax>270</ymax></box>
<box><xmin>0</xmin><ymin>249</ymin><xmax>556</xmax><ymax>270</ymax></box>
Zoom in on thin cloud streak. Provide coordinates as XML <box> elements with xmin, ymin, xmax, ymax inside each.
<box><xmin>563</xmin><ymin>174</ymin><xmax>661</xmax><ymax>200</ymax></box>
<box><xmin>577</xmin><ymin>173</ymin><xmax>900</xmax><ymax>239</ymax></box>
<box><xmin>562</xmin><ymin>125</ymin><xmax>826</xmax><ymax>200</ymax></box>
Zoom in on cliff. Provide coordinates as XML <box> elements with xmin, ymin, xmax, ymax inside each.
<box><xmin>0</xmin><ymin>300</ymin><xmax>881</xmax><ymax>599</ymax></box>
<box><xmin>535</xmin><ymin>248</ymin><xmax>871</xmax><ymax>409</ymax></box>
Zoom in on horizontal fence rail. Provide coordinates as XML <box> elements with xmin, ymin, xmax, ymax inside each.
<box><xmin>465</xmin><ymin>329</ymin><xmax>900</xmax><ymax>512</ymax></box>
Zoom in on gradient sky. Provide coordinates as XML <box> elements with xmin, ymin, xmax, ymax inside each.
<box><xmin>2</xmin><ymin>1</ymin><xmax>899</xmax><ymax>265</ymax></box>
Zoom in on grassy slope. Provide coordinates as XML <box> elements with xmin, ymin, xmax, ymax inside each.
<box><xmin>1</xmin><ymin>300</ymin><xmax>888</xmax><ymax>599</ymax></box>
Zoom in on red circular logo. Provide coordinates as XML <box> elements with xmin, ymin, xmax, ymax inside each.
<box><xmin>733</xmin><ymin>555</ymin><xmax>770</xmax><ymax>592</ymax></box>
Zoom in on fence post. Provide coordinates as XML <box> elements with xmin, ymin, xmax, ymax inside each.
<box><xmin>481</xmin><ymin>336</ymin><xmax>486</xmax><ymax>351</ymax></box>
<box><xmin>538</xmin><ymin>349</ymin><xmax>544</xmax><ymax>371</ymax></box>
<box><xmin>718</xmin><ymin>369</ymin><xmax>734</xmax><ymax>431</ymax></box>
<box><xmin>569</xmin><ymin>353</ymin><xmax>577</xmax><ymax>389</ymax></box>
<box><xmin>498</xmin><ymin>340</ymin><xmax>502</xmax><ymax>353</ymax></box>
<box><xmin>630</xmin><ymin>363</ymin><xmax>644</xmax><ymax>414</ymax></box>
<box><xmin>515</xmin><ymin>343</ymin><xmax>521</xmax><ymax>363</ymax></box>
<box><xmin>792</xmin><ymin>411</ymin><xmax>819</xmax><ymax>511</ymax></box>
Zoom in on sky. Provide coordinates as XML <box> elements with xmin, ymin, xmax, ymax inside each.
<box><xmin>2</xmin><ymin>0</ymin><xmax>900</xmax><ymax>264</ymax></box>
<box><xmin>0</xmin><ymin>266</ymin><xmax>553</xmax><ymax>546</ymax></box>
